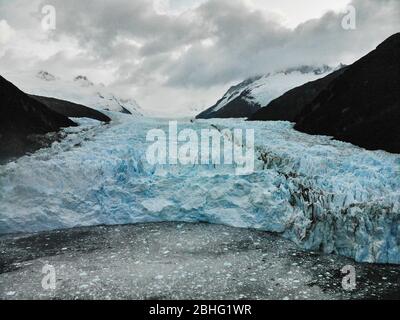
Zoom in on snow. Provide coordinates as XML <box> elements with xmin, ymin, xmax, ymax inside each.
<box><xmin>244</xmin><ymin>71</ymin><xmax>327</xmax><ymax>107</ymax></box>
<box><xmin>211</xmin><ymin>66</ymin><xmax>334</xmax><ymax>112</ymax></box>
<box><xmin>0</xmin><ymin>117</ymin><xmax>399</xmax><ymax>264</ymax></box>
<box><xmin>3</xmin><ymin>71</ymin><xmax>144</xmax><ymax>116</ymax></box>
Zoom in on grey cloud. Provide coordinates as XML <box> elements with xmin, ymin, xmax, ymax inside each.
<box><xmin>19</xmin><ymin>0</ymin><xmax>399</xmax><ymax>88</ymax></box>
<box><xmin>40</xmin><ymin>0</ymin><xmax>205</xmax><ymax>59</ymax></box>
<box><xmin>166</xmin><ymin>0</ymin><xmax>400</xmax><ymax>87</ymax></box>
<box><xmin>0</xmin><ymin>0</ymin><xmax>399</xmax><ymax>113</ymax></box>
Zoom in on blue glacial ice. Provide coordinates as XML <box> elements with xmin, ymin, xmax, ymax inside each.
<box><xmin>0</xmin><ymin>115</ymin><xmax>399</xmax><ymax>264</ymax></box>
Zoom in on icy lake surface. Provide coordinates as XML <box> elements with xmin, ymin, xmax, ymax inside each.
<box><xmin>0</xmin><ymin>116</ymin><xmax>399</xmax><ymax>263</ymax></box>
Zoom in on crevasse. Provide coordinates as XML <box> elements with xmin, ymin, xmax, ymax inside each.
<box><xmin>0</xmin><ymin>116</ymin><xmax>399</xmax><ymax>264</ymax></box>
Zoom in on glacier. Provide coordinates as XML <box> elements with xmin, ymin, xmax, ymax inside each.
<box><xmin>0</xmin><ymin>116</ymin><xmax>399</xmax><ymax>264</ymax></box>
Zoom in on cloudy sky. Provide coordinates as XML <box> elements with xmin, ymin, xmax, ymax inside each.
<box><xmin>0</xmin><ymin>0</ymin><xmax>399</xmax><ymax>116</ymax></box>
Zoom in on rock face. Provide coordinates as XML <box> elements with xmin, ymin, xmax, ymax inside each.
<box><xmin>0</xmin><ymin>75</ymin><xmax>76</xmax><ymax>161</ymax></box>
<box><xmin>295</xmin><ymin>33</ymin><xmax>400</xmax><ymax>153</ymax></box>
<box><xmin>250</xmin><ymin>66</ymin><xmax>347</xmax><ymax>122</ymax></box>
<box><xmin>196</xmin><ymin>66</ymin><xmax>333</xmax><ymax>119</ymax></box>
<box><xmin>30</xmin><ymin>95</ymin><xmax>111</xmax><ymax>123</ymax></box>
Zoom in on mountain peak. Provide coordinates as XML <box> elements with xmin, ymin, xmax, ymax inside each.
<box><xmin>74</xmin><ymin>75</ymin><xmax>94</xmax><ymax>87</ymax></box>
<box><xmin>36</xmin><ymin>71</ymin><xmax>56</xmax><ymax>81</ymax></box>
<box><xmin>280</xmin><ymin>65</ymin><xmax>332</xmax><ymax>76</ymax></box>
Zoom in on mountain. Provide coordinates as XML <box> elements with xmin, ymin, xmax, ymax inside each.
<box><xmin>11</xmin><ymin>71</ymin><xmax>143</xmax><ymax>117</ymax></box>
<box><xmin>196</xmin><ymin>66</ymin><xmax>333</xmax><ymax>119</ymax></box>
<box><xmin>73</xmin><ymin>75</ymin><xmax>94</xmax><ymax>87</ymax></box>
<box><xmin>0</xmin><ymin>75</ymin><xmax>76</xmax><ymax>161</ymax></box>
<box><xmin>250</xmin><ymin>65</ymin><xmax>347</xmax><ymax>122</ymax></box>
<box><xmin>30</xmin><ymin>95</ymin><xmax>111</xmax><ymax>123</ymax></box>
<box><xmin>294</xmin><ymin>33</ymin><xmax>400</xmax><ymax>153</ymax></box>
<box><xmin>36</xmin><ymin>71</ymin><xmax>57</xmax><ymax>82</ymax></box>
<box><xmin>196</xmin><ymin>76</ymin><xmax>263</xmax><ymax>119</ymax></box>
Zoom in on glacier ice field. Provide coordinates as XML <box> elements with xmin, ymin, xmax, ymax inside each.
<box><xmin>0</xmin><ymin>115</ymin><xmax>399</xmax><ymax>264</ymax></box>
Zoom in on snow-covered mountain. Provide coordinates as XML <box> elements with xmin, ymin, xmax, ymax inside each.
<box><xmin>250</xmin><ymin>65</ymin><xmax>348</xmax><ymax>122</ymax></box>
<box><xmin>196</xmin><ymin>65</ymin><xmax>335</xmax><ymax>119</ymax></box>
<box><xmin>36</xmin><ymin>71</ymin><xmax>57</xmax><ymax>82</ymax></box>
<box><xmin>10</xmin><ymin>71</ymin><xmax>144</xmax><ymax>117</ymax></box>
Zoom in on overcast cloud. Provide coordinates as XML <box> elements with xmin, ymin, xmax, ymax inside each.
<box><xmin>0</xmin><ymin>0</ymin><xmax>399</xmax><ymax>116</ymax></box>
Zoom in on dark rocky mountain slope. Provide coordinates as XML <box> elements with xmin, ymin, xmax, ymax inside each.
<box><xmin>0</xmin><ymin>75</ymin><xmax>76</xmax><ymax>161</ymax></box>
<box><xmin>30</xmin><ymin>95</ymin><xmax>111</xmax><ymax>123</ymax></box>
<box><xmin>294</xmin><ymin>33</ymin><xmax>400</xmax><ymax>153</ymax></box>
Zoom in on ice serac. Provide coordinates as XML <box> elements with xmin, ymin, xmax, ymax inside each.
<box><xmin>295</xmin><ymin>33</ymin><xmax>400</xmax><ymax>153</ymax></box>
<box><xmin>0</xmin><ymin>75</ymin><xmax>76</xmax><ymax>161</ymax></box>
<box><xmin>196</xmin><ymin>66</ymin><xmax>333</xmax><ymax>119</ymax></box>
<box><xmin>0</xmin><ymin>117</ymin><xmax>398</xmax><ymax>264</ymax></box>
